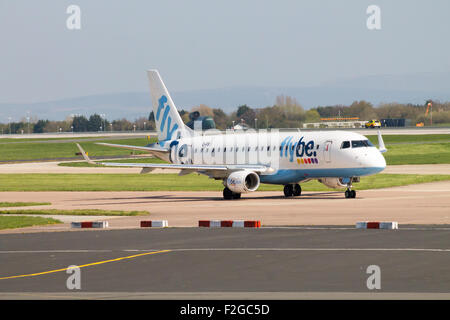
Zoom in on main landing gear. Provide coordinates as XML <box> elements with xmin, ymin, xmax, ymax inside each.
<box><xmin>223</xmin><ymin>187</ymin><xmax>241</xmax><ymax>200</ymax></box>
<box><xmin>283</xmin><ymin>184</ymin><xmax>302</xmax><ymax>197</ymax></box>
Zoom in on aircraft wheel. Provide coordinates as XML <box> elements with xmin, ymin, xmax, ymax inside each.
<box><xmin>283</xmin><ymin>184</ymin><xmax>293</xmax><ymax>197</ymax></box>
<box><xmin>293</xmin><ymin>184</ymin><xmax>302</xmax><ymax>196</ymax></box>
<box><xmin>232</xmin><ymin>192</ymin><xmax>241</xmax><ymax>199</ymax></box>
<box><xmin>345</xmin><ymin>189</ymin><xmax>356</xmax><ymax>199</ymax></box>
<box><xmin>223</xmin><ymin>187</ymin><xmax>233</xmax><ymax>200</ymax></box>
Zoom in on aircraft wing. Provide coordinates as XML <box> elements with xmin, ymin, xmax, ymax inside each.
<box><xmin>94</xmin><ymin>162</ymin><xmax>270</xmax><ymax>173</ymax></box>
<box><xmin>96</xmin><ymin>142</ymin><xmax>169</xmax><ymax>153</ymax></box>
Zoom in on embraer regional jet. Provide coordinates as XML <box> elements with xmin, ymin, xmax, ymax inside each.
<box><xmin>77</xmin><ymin>70</ymin><xmax>387</xmax><ymax>200</ymax></box>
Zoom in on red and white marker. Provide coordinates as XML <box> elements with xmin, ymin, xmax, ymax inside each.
<box><xmin>356</xmin><ymin>221</ymin><xmax>398</xmax><ymax>229</ymax></box>
<box><xmin>140</xmin><ymin>220</ymin><xmax>168</xmax><ymax>228</ymax></box>
<box><xmin>198</xmin><ymin>220</ymin><xmax>261</xmax><ymax>228</ymax></box>
<box><xmin>71</xmin><ymin>221</ymin><xmax>109</xmax><ymax>228</ymax></box>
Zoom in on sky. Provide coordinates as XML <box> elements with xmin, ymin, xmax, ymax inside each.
<box><xmin>0</xmin><ymin>0</ymin><xmax>449</xmax><ymax>103</ymax></box>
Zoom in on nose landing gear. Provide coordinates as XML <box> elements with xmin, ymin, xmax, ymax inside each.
<box><xmin>345</xmin><ymin>184</ymin><xmax>356</xmax><ymax>199</ymax></box>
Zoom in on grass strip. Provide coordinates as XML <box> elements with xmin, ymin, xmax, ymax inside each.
<box><xmin>0</xmin><ymin>138</ymin><xmax>156</xmax><ymax>161</ymax></box>
<box><xmin>0</xmin><ymin>209</ymin><xmax>149</xmax><ymax>216</ymax></box>
<box><xmin>0</xmin><ymin>202</ymin><xmax>51</xmax><ymax>207</ymax></box>
<box><xmin>1</xmin><ymin>135</ymin><xmax>449</xmax><ymax>164</ymax></box>
<box><xmin>0</xmin><ymin>216</ymin><xmax>62</xmax><ymax>230</ymax></box>
<box><xmin>0</xmin><ymin>173</ymin><xmax>448</xmax><ymax>192</ymax></box>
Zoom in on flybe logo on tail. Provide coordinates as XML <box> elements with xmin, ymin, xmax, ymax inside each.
<box><xmin>156</xmin><ymin>95</ymin><xmax>179</xmax><ymax>141</ymax></box>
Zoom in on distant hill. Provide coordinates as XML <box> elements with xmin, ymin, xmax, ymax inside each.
<box><xmin>1</xmin><ymin>72</ymin><xmax>449</xmax><ymax>121</ymax></box>
<box><xmin>321</xmin><ymin>71</ymin><xmax>450</xmax><ymax>92</ymax></box>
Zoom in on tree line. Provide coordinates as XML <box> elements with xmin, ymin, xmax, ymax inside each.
<box><xmin>1</xmin><ymin>96</ymin><xmax>449</xmax><ymax>134</ymax></box>
<box><xmin>180</xmin><ymin>97</ymin><xmax>450</xmax><ymax>130</ymax></box>
<box><xmin>0</xmin><ymin>114</ymin><xmax>154</xmax><ymax>134</ymax></box>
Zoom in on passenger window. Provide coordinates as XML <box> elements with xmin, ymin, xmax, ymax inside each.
<box><xmin>341</xmin><ymin>141</ymin><xmax>350</xmax><ymax>149</ymax></box>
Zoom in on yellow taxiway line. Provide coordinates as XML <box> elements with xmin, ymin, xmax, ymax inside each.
<box><xmin>0</xmin><ymin>249</ymin><xmax>171</xmax><ymax>280</ymax></box>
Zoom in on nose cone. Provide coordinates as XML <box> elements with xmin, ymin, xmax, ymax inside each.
<box><xmin>364</xmin><ymin>149</ymin><xmax>386</xmax><ymax>174</ymax></box>
<box><xmin>375</xmin><ymin>151</ymin><xmax>386</xmax><ymax>171</ymax></box>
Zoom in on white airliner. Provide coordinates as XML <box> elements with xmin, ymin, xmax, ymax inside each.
<box><xmin>77</xmin><ymin>70</ymin><xmax>387</xmax><ymax>200</ymax></box>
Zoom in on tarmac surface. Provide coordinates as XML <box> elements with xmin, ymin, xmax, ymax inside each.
<box><xmin>0</xmin><ymin>227</ymin><xmax>449</xmax><ymax>299</ymax></box>
<box><xmin>0</xmin><ymin>180</ymin><xmax>449</xmax><ymax>299</ymax></box>
<box><xmin>0</xmin><ymin>180</ymin><xmax>449</xmax><ymax>233</ymax></box>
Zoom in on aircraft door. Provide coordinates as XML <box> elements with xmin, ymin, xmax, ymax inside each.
<box><xmin>324</xmin><ymin>140</ymin><xmax>332</xmax><ymax>163</ymax></box>
<box><xmin>177</xmin><ymin>143</ymin><xmax>192</xmax><ymax>164</ymax></box>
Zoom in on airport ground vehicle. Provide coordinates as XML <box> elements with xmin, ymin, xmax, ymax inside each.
<box><xmin>365</xmin><ymin>120</ymin><xmax>381</xmax><ymax>128</ymax></box>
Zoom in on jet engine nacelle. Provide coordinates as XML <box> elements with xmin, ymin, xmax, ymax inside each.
<box><xmin>318</xmin><ymin>178</ymin><xmax>348</xmax><ymax>189</ymax></box>
<box><xmin>226</xmin><ymin>170</ymin><xmax>260</xmax><ymax>193</ymax></box>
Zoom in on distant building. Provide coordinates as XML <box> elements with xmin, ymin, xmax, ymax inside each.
<box><xmin>380</xmin><ymin>118</ymin><xmax>411</xmax><ymax>127</ymax></box>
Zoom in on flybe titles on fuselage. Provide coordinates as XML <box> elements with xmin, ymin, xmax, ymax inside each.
<box><xmin>280</xmin><ymin>136</ymin><xmax>319</xmax><ymax>165</ymax></box>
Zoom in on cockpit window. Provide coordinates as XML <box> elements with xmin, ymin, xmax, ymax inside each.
<box><xmin>351</xmin><ymin>140</ymin><xmax>375</xmax><ymax>148</ymax></box>
<box><xmin>341</xmin><ymin>141</ymin><xmax>350</xmax><ymax>149</ymax></box>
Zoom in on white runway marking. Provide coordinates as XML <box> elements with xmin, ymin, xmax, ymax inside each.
<box><xmin>170</xmin><ymin>248</ymin><xmax>450</xmax><ymax>253</ymax></box>
<box><xmin>0</xmin><ymin>250</ymin><xmax>114</xmax><ymax>254</ymax></box>
<box><xmin>1</xmin><ymin>247</ymin><xmax>449</xmax><ymax>254</ymax></box>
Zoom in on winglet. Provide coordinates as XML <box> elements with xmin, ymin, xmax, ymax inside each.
<box><xmin>76</xmin><ymin>143</ymin><xmax>96</xmax><ymax>164</ymax></box>
<box><xmin>377</xmin><ymin>130</ymin><xmax>387</xmax><ymax>153</ymax></box>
